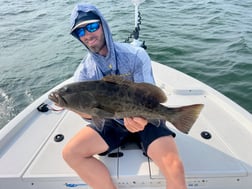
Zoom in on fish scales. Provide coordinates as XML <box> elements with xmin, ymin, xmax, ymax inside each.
<box><xmin>95</xmin><ymin>82</ymin><xmax>154</xmax><ymax>114</ymax></box>
<box><xmin>48</xmin><ymin>75</ymin><xmax>204</xmax><ymax>134</ymax></box>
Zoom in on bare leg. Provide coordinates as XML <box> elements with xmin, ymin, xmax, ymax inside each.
<box><xmin>62</xmin><ymin>126</ymin><xmax>116</xmax><ymax>189</ymax></box>
<box><xmin>147</xmin><ymin>136</ymin><xmax>187</xmax><ymax>189</ymax></box>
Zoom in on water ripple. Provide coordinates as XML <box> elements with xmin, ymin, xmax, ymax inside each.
<box><xmin>1</xmin><ymin>0</ymin><xmax>252</xmax><ymax>129</ymax></box>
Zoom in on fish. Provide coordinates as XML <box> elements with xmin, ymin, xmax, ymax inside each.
<box><xmin>48</xmin><ymin>75</ymin><xmax>204</xmax><ymax>134</ymax></box>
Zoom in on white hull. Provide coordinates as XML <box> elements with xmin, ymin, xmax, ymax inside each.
<box><xmin>1</xmin><ymin>61</ymin><xmax>252</xmax><ymax>189</ymax></box>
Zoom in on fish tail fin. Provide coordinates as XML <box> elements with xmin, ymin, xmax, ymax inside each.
<box><xmin>166</xmin><ymin>104</ymin><xmax>204</xmax><ymax>134</ymax></box>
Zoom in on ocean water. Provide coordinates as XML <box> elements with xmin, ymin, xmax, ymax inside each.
<box><xmin>0</xmin><ymin>0</ymin><xmax>252</xmax><ymax>129</ymax></box>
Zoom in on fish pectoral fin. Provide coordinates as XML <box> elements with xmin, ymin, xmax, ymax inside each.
<box><xmin>92</xmin><ymin>116</ymin><xmax>105</xmax><ymax>131</ymax></box>
<box><xmin>92</xmin><ymin>108</ymin><xmax>115</xmax><ymax>118</ymax></box>
<box><xmin>91</xmin><ymin>108</ymin><xmax>115</xmax><ymax>130</ymax></box>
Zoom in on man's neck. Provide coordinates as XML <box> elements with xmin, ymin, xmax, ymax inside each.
<box><xmin>98</xmin><ymin>44</ymin><xmax>108</xmax><ymax>56</ymax></box>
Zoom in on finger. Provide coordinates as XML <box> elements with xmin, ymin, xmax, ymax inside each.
<box><xmin>125</xmin><ymin>117</ymin><xmax>146</xmax><ymax>132</ymax></box>
<box><xmin>132</xmin><ymin>117</ymin><xmax>148</xmax><ymax>126</ymax></box>
<box><xmin>124</xmin><ymin>118</ymin><xmax>140</xmax><ymax>132</ymax></box>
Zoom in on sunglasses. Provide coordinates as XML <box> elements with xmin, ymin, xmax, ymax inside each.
<box><xmin>75</xmin><ymin>22</ymin><xmax>100</xmax><ymax>38</ymax></box>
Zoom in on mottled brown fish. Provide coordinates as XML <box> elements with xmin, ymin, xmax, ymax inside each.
<box><xmin>48</xmin><ymin>75</ymin><xmax>203</xmax><ymax>134</ymax></box>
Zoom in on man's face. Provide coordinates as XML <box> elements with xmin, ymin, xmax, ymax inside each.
<box><xmin>79</xmin><ymin>23</ymin><xmax>106</xmax><ymax>55</ymax></box>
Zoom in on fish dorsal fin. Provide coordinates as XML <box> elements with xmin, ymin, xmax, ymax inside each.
<box><xmin>102</xmin><ymin>75</ymin><xmax>132</xmax><ymax>85</ymax></box>
<box><xmin>135</xmin><ymin>83</ymin><xmax>167</xmax><ymax>103</ymax></box>
<box><xmin>102</xmin><ymin>75</ymin><xmax>167</xmax><ymax>103</ymax></box>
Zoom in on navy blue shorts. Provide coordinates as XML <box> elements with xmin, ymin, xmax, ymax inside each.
<box><xmin>88</xmin><ymin>119</ymin><xmax>176</xmax><ymax>155</ymax></box>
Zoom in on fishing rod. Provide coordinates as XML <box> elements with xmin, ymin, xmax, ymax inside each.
<box><xmin>125</xmin><ymin>0</ymin><xmax>147</xmax><ymax>49</ymax></box>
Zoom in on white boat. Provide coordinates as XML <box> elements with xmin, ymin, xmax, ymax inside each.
<box><xmin>1</xmin><ymin>0</ymin><xmax>252</xmax><ymax>188</ymax></box>
<box><xmin>1</xmin><ymin>61</ymin><xmax>252</xmax><ymax>189</ymax></box>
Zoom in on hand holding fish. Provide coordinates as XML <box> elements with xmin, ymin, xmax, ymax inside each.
<box><xmin>124</xmin><ymin>117</ymin><xmax>148</xmax><ymax>133</ymax></box>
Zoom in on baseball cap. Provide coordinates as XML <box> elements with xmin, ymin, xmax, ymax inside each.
<box><xmin>71</xmin><ymin>11</ymin><xmax>100</xmax><ymax>33</ymax></box>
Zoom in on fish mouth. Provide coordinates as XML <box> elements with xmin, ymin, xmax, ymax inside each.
<box><xmin>48</xmin><ymin>92</ymin><xmax>67</xmax><ymax>106</ymax></box>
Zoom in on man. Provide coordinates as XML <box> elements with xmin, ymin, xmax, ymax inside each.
<box><xmin>62</xmin><ymin>3</ymin><xmax>187</xmax><ymax>189</ymax></box>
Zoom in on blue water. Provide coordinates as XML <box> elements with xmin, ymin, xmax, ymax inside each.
<box><xmin>1</xmin><ymin>0</ymin><xmax>252</xmax><ymax>129</ymax></box>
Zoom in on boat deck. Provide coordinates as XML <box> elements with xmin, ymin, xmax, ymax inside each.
<box><xmin>1</xmin><ymin>62</ymin><xmax>252</xmax><ymax>189</ymax></box>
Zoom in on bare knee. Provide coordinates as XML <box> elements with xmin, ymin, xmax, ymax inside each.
<box><xmin>165</xmin><ymin>155</ymin><xmax>185</xmax><ymax>173</ymax></box>
<box><xmin>62</xmin><ymin>126</ymin><xmax>108</xmax><ymax>164</ymax></box>
<box><xmin>62</xmin><ymin>143</ymin><xmax>70</xmax><ymax>160</ymax></box>
<box><xmin>62</xmin><ymin>142</ymin><xmax>77</xmax><ymax>164</ymax></box>
<box><xmin>61</xmin><ymin>139</ymin><xmax>88</xmax><ymax>164</ymax></box>
<box><xmin>147</xmin><ymin>136</ymin><xmax>185</xmax><ymax>176</ymax></box>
